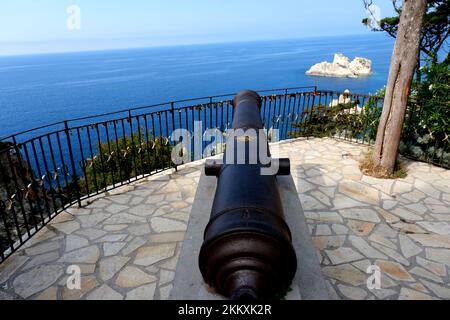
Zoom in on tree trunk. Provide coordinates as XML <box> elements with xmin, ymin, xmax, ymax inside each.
<box><xmin>372</xmin><ymin>0</ymin><xmax>427</xmax><ymax>175</ymax></box>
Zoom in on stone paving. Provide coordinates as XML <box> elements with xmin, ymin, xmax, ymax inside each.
<box><xmin>0</xmin><ymin>137</ymin><xmax>449</xmax><ymax>300</ymax></box>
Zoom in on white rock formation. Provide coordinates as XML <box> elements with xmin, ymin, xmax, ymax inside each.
<box><xmin>306</xmin><ymin>54</ymin><xmax>372</xmax><ymax>78</ymax></box>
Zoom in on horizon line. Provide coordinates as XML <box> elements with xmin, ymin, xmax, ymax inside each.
<box><xmin>0</xmin><ymin>32</ymin><xmax>389</xmax><ymax>58</ymax></box>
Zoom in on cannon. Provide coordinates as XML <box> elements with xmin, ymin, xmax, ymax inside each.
<box><xmin>199</xmin><ymin>90</ymin><xmax>297</xmax><ymax>300</ymax></box>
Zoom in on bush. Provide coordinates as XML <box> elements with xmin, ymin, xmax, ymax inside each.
<box><xmin>68</xmin><ymin>131</ymin><xmax>173</xmax><ymax>197</ymax></box>
<box><xmin>401</xmin><ymin>59</ymin><xmax>450</xmax><ymax>167</ymax></box>
<box><xmin>289</xmin><ymin>90</ymin><xmax>384</xmax><ymax>143</ymax></box>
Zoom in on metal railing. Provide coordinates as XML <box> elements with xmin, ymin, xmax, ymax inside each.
<box><xmin>1</xmin><ymin>86</ymin><xmax>446</xmax><ymax>262</ymax></box>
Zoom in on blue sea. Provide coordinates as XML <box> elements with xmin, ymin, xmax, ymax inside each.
<box><xmin>0</xmin><ymin>34</ymin><xmax>394</xmax><ymax>139</ymax></box>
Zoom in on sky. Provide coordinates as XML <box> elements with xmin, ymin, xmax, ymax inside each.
<box><xmin>0</xmin><ymin>0</ymin><xmax>396</xmax><ymax>56</ymax></box>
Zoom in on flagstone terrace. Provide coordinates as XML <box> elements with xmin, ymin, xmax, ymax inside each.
<box><xmin>0</xmin><ymin>137</ymin><xmax>449</xmax><ymax>300</ymax></box>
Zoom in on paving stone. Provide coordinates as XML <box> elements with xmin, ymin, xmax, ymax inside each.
<box><xmin>13</xmin><ymin>265</ymin><xmax>64</xmax><ymax>298</ymax></box>
<box><xmin>372</xmin><ymin>243</ymin><xmax>410</xmax><ymax>266</ymax></box>
<box><xmin>425</xmin><ymin>248</ymin><xmax>450</xmax><ymax>266</ymax></box>
<box><xmin>165</xmin><ymin>192</ymin><xmax>183</xmax><ymax>202</ymax></box>
<box><xmin>163</xmin><ymin>211</ymin><xmax>191</xmax><ymax>224</ymax></box>
<box><xmin>312</xmin><ymin>236</ymin><xmax>346</xmax><ymax>250</ymax></box>
<box><xmin>110</xmin><ymin>194</ymin><xmax>132</xmax><ymax>204</ymax></box>
<box><xmin>103</xmin><ymin>224</ymin><xmax>128</xmax><ymax>232</ymax></box>
<box><xmin>0</xmin><ymin>255</ymin><xmax>29</xmax><ymax>284</ymax></box>
<box><xmin>420</xmin><ymin>279</ymin><xmax>450</xmax><ymax>299</ymax></box>
<box><xmin>76</xmin><ymin>228</ymin><xmax>107</xmax><ymax>240</ymax></box>
<box><xmin>304</xmin><ymin>211</ymin><xmax>343</xmax><ymax>223</ymax></box>
<box><xmin>122</xmin><ymin>237</ymin><xmax>147</xmax><ymax>255</ymax></box>
<box><xmin>150</xmin><ymin>217</ymin><xmax>186</xmax><ymax>233</ymax></box>
<box><xmin>128</xmin><ymin>205</ymin><xmax>153</xmax><ymax>217</ymax></box>
<box><xmin>393</xmin><ymin>181</ymin><xmax>413</xmax><ymax>194</ymax></box>
<box><xmin>319</xmin><ymin>187</ymin><xmax>336</xmax><ymax>198</ymax></box>
<box><xmin>404</xmin><ymin>203</ymin><xmax>428</xmax><ymax>215</ymax></box>
<box><xmin>34</xmin><ymin>286</ymin><xmax>58</xmax><ymax>300</ymax></box>
<box><xmin>306</xmin><ymin>176</ymin><xmax>337</xmax><ymax>187</ymax></box>
<box><xmin>148</xmin><ymin>232</ymin><xmax>186</xmax><ymax>243</ymax></box>
<box><xmin>322</xmin><ymin>264</ymin><xmax>367</xmax><ymax>286</ymax></box>
<box><xmin>126</xmin><ymin>283</ymin><xmax>157</xmax><ymax>300</ymax></box>
<box><xmin>409</xmin><ymin>234</ymin><xmax>450</xmax><ymax>249</ymax></box>
<box><xmin>382</xmin><ymin>201</ymin><xmax>398</xmax><ymax>211</ymax></box>
<box><xmin>115</xmin><ymin>266</ymin><xmax>157</xmax><ymax>288</ymax></box>
<box><xmin>145</xmin><ymin>194</ymin><xmax>166</xmax><ymax>205</ymax></box>
<box><xmin>408</xmin><ymin>283</ymin><xmax>430</xmax><ymax>293</ymax></box>
<box><xmin>390</xmin><ymin>222</ymin><xmax>427</xmax><ymax>234</ymax></box>
<box><xmin>86</xmin><ymin>198</ymin><xmax>111</xmax><ymax>209</ymax></box>
<box><xmin>347</xmin><ymin>221</ymin><xmax>375</xmax><ymax>236</ymax></box>
<box><xmin>170</xmin><ymin>201</ymin><xmax>191</xmax><ymax>210</ymax></box>
<box><xmin>51</xmin><ymin>212</ymin><xmax>75</xmax><ymax>224</ymax></box>
<box><xmin>337</xmin><ymin>284</ymin><xmax>367</xmax><ymax>300</ymax></box>
<box><xmin>97</xmin><ymin>234</ymin><xmax>128</xmax><ymax>242</ymax></box>
<box><xmin>159</xmin><ymin>248</ymin><xmax>181</xmax><ymax>271</ymax></box>
<box><xmin>103</xmin><ymin>213</ymin><xmax>147</xmax><ymax>224</ymax></box>
<box><xmin>159</xmin><ymin>269</ymin><xmax>175</xmax><ymax>286</ymax></box>
<box><xmin>105</xmin><ymin>204</ymin><xmax>128</xmax><ymax>214</ymax></box>
<box><xmin>375</xmin><ymin>260</ymin><xmax>414</xmax><ymax>282</ymax></box>
<box><xmin>416</xmin><ymin>256</ymin><xmax>446</xmax><ymax>276</ymax></box>
<box><xmin>349</xmin><ymin>236</ymin><xmax>387</xmax><ymax>259</ymax></box>
<box><xmin>325</xmin><ymin>247</ymin><xmax>363</xmax><ymax>265</ymax></box>
<box><xmin>390</xmin><ymin>207</ymin><xmax>423</xmax><ymax>222</ymax></box>
<box><xmin>159</xmin><ymin>284</ymin><xmax>173</xmax><ymax>300</ymax></box>
<box><xmin>296</xmin><ymin>179</ymin><xmax>317</xmax><ymax>193</ymax></box>
<box><xmin>77</xmin><ymin>213</ymin><xmax>111</xmax><ymax>228</ymax></box>
<box><xmin>316</xmin><ymin>225</ymin><xmax>332</xmax><ymax>236</ymax></box>
<box><xmin>400</xmin><ymin>190</ymin><xmax>427</xmax><ymax>203</ymax></box>
<box><xmin>79</xmin><ymin>264</ymin><xmax>96</xmax><ymax>274</ymax></box>
<box><xmin>52</xmin><ymin>221</ymin><xmax>80</xmax><ymax>235</ymax></box>
<box><xmin>62</xmin><ymin>275</ymin><xmax>98</xmax><ymax>300</ymax></box>
<box><xmin>339</xmin><ymin>180</ymin><xmax>380</xmax><ymax>205</ymax></box>
<box><xmin>399</xmin><ymin>235</ymin><xmax>422</xmax><ymax>258</ymax></box>
<box><xmin>25</xmin><ymin>241</ymin><xmax>60</xmax><ymax>256</ymax></box>
<box><xmin>98</xmin><ymin>256</ymin><xmax>130</xmax><ymax>281</ymax></box>
<box><xmin>59</xmin><ymin>246</ymin><xmax>100</xmax><ymax>264</ymax></box>
<box><xmin>134</xmin><ymin>244</ymin><xmax>176</xmax><ymax>266</ymax></box>
<box><xmin>368</xmin><ymin>234</ymin><xmax>397</xmax><ymax>250</ymax></box>
<box><xmin>340</xmin><ymin>208</ymin><xmax>380</xmax><ymax>223</ymax></box>
<box><xmin>332</xmin><ymin>224</ymin><xmax>348</xmax><ymax>235</ymax></box>
<box><xmin>377</xmin><ymin>208</ymin><xmax>400</xmax><ymax>224</ymax></box>
<box><xmin>398</xmin><ymin>288</ymin><xmax>436</xmax><ymax>300</ymax></box>
<box><xmin>299</xmin><ymin>194</ymin><xmax>328</xmax><ymax>210</ymax></box>
<box><xmin>103</xmin><ymin>242</ymin><xmax>127</xmax><ymax>256</ymax></box>
<box><xmin>332</xmin><ymin>194</ymin><xmax>367</xmax><ymax>210</ymax></box>
<box><xmin>23</xmin><ymin>251</ymin><xmax>60</xmax><ymax>270</ymax></box>
<box><xmin>417</xmin><ymin>222</ymin><xmax>450</xmax><ymax>235</ymax></box>
<box><xmin>410</xmin><ymin>267</ymin><xmax>443</xmax><ymax>283</ymax></box>
<box><xmin>427</xmin><ymin>205</ymin><xmax>450</xmax><ymax>214</ymax></box>
<box><xmin>415</xmin><ymin>180</ymin><xmax>440</xmax><ymax>199</ymax></box>
<box><xmin>65</xmin><ymin>234</ymin><xmax>89</xmax><ymax>252</ymax></box>
<box><xmin>371</xmin><ymin>288</ymin><xmax>397</xmax><ymax>299</ymax></box>
<box><xmin>86</xmin><ymin>284</ymin><xmax>123</xmax><ymax>300</ymax></box>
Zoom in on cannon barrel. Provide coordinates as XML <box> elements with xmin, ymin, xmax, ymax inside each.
<box><xmin>199</xmin><ymin>90</ymin><xmax>297</xmax><ymax>300</ymax></box>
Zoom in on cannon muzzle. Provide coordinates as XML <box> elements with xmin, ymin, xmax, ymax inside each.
<box><xmin>199</xmin><ymin>90</ymin><xmax>297</xmax><ymax>300</ymax></box>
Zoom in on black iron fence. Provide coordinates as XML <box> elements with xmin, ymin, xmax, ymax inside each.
<box><xmin>0</xmin><ymin>86</ymin><xmax>448</xmax><ymax>262</ymax></box>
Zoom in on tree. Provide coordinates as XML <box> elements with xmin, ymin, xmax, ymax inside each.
<box><xmin>363</xmin><ymin>0</ymin><xmax>450</xmax><ymax>80</ymax></box>
<box><xmin>371</xmin><ymin>0</ymin><xmax>428</xmax><ymax>176</ymax></box>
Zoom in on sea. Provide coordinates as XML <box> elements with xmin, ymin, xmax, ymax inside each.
<box><xmin>0</xmin><ymin>33</ymin><xmax>394</xmax><ymax>139</ymax></box>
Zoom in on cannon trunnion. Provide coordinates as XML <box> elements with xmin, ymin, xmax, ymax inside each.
<box><xmin>199</xmin><ymin>90</ymin><xmax>297</xmax><ymax>300</ymax></box>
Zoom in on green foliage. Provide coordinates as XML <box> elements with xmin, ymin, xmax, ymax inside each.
<box><xmin>363</xmin><ymin>0</ymin><xmax>450</xmax><ymax>60</ymax></box>
<box><xmin>289</xmin><ymin>91</ymin><xmax>384</xmax><ymax>144</ymax></box>
<box><xmin>71</xmin><ymin>131</ymin><xmax>173</xmax><ymax>197</ymax></box>
<box><xmin>400</xmin><ymin>59</ymin><xmax>450</xmax><ymax>167</ymax></box>
<box><xmin>288</xmin><ymin>61</ymin><xmax>449</xmax><ymax>169</ymax></box>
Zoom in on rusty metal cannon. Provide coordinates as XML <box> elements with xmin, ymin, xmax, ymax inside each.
<box><xmin>199</xmin><ymin>90</ymin><xmax>297</xmax><ymax>300</ymax></box>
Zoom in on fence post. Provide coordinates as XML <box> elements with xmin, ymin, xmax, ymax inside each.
<box><xmin>171</xmin><ymin>102</ymin><xmax>181</xmax><ymax>172</ymax></box>
<box><xmin>64</xmin><ymin>121</ymin><xmax>82</xmax><ymax>208</ymax></box>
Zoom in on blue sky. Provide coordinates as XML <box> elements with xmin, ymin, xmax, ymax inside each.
<box><xmin>0</xmin><ymin>0</ymin><xmax>396</xmax><ymax>56</ymax></box>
